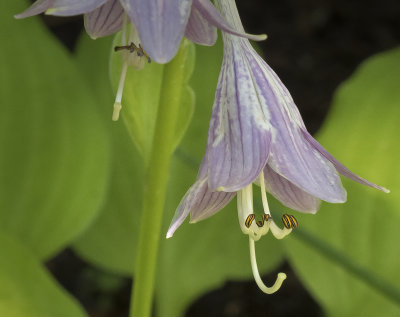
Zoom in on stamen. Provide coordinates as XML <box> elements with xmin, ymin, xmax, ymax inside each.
<box><xmin>259</xmin><ymin>171</ymin><xmax>271</xmax><ymax>216</ymax></box>
<box><xmin>249</xmin><ymin>237</ymin><xmax>286</xmax><ymax>294</ymax></box>
<box><xmin>262</xmin><ymin>214</ymin><xmax>270</xmax><ymax>222</ymax></box>
<box><xmin>269</xmin><ymin>221</ymin><xmax>292</xmax><ymax>239</ymax></box>
<box><xmin>112</xmin><ymin>61</ymin><xmax>128</xmax><ymax>121</ymax></box>
<box><xmin>256</xmin><ymin>220</ymin><xmax>264</xmax><ymax>227</ymax></box>
<box><xmin>245</xmin><ymin>214</ymin><xmax>255</xmax><ymax>228</ymax></box>
<box><xmin>114</xmin><ymin>42</ymin><xmax>151</xmax><ymax>63</ymax></box>
<box><xmin>282</xmin><ymin>214</ymin><xmax>298</xmax><ymax>229</ymax></box>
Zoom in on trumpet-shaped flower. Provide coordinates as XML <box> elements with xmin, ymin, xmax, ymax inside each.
<box><xmin>16</xmin><ymin>0</ymin><xmax>266</xmax><ymax>120</ymax></box>
<box><xmin>15</xmin><ymin>0</ymin><xmax>267</xmax><ymax>63</ymax></box>
<box><xmin>167</xmin><ymin>0</ymin><xmax>389</xmax><ymax>294</ymax></box>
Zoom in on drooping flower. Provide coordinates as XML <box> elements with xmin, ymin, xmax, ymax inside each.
<box><xmin>167</xmin><ymin>0</ymin><xmax>389</xmax><ymax>294</ymax></box>
<box><xmin>15</xmin><ymin>0</ymin><xmax>266</xmax><ymax>120</ymax></box>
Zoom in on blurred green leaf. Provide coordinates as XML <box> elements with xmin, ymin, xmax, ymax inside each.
<box><xmin>110</xmin><ymin>34</ymin><xmax>195</xmax><ymax>162</ymax></box>
<box><xmin>284</xmin><ymin>47</ymin><xmax>400</xmax><ymax>316</ymax></box>
<box><xmin>72</xmin><ymin>34</ymin><xmax>143</xmax><ymax>273</ymax></box>
<box><xmin>0</xmin><ymin>0</ymin><xmax>110</xmax><ymax>259</ymax></box>
<box><xmin>0</xmin><ymin>231</ymin><xmax>87</xmax><ymax>317</ymax></box>
<box><xmin>73</xmin><ymin>34</ymin><xmax>285</xmax><ymax>316</ymax></box>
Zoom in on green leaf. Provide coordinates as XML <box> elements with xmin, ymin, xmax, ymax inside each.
<box><xmin>284</xmin><ymin>47</ymin><xmax>400</xmax><ymax>316</ymax></box>
<box><xmin>0</xmin><ymin>0</ymin><xmax>110</xmax><ymax>259</ymax></box>
<box><xmin>74</xmin><ymin>34</ymin><xmax>285</xmax><ymax>316</ymax></box>
<box><xmin>110</xmin><ymin>34</ymin><xmax>195</xmax><ymax>162</ymax></box>
<box><xmin>72</xmin><ymin>33</ymin><xmax>143</xmax><ymax>273</ymax></box>
<box><xmin>0</xmin><ymin>231</ymin><xmax>87</xmax><ymax>317</ymax></box>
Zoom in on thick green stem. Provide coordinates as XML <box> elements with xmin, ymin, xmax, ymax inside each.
<box><xmin>130</xmin><ymin>41</ymin><xmax>190</xmax><ymax>317</ymax></box>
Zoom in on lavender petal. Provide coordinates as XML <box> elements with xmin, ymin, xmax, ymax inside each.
<box><xmin>166</xmin><ymin>177</ymin><xmax>235</xmax><ymax>238</ymax></box>
<box><xmin>45</xmin><ymin>0</ymin><xmax>108</xmax><ymax>16</ymax></box>
<box><xmin>184</xmin><ymin>4</ymin><xmax>217</xmax><ymax>46</ymax></box>
<box><xmin>14</xmin><ymin>0</ymin><xmax>54</xmax><ymax>19</ymax></box>
<box><xmin>250</xmin><ymin>53</ymin><xmax>346</xmax><ymax>202</ymax></box>
<box><xmin>206</xmin><ymin>38</ymin><xmax>272</xmax><ymax>192</ymax></box>
<box><xmin>214</xmin><ymin>0</ymin><xmax>346</xmax><ymax>203</ymax></box>
<box><xmin>84</xmin><ymin>0</ymin><xmax>124</xmax><ymax>39</ymax></box>
<box><xmin>263</xmin><ymin>164</ymin><xmax>321</xmax><ymax>213</ymax></box>
<box><xmin>120</xmin><ymin>0</ymin><xmax>192</xmax><ymax>63</ymax></box>
<box><xmin>202</xmin><ymin>0</ymin><xmax>266</xmax><ymax>41</ymax></box>
<box><xmin>302</xmin><ymin>129</ymin><xmax>390</xmax><ymax>193</ymax></box>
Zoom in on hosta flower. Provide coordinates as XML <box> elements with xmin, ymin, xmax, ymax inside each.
<box><xmin>167</xmin><ymin>0</ymin><xmax>389</xmax><ymax>294</ymax></box>
<box><xmin>15</xmin><ymin>0</ymin><xmax>266</xmax><ymax>120</ymax></box>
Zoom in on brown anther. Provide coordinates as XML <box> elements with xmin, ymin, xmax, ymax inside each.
<box><xmin>114</xmin><ymin>42</ymin><xmax>151</xmax><ymax>63</ymax></box>
<box><xmin>256</xmin><ymin>220</ymin><xmax>264</xmax><ymax>227</ymax></box>
<box><xmin>281</xmin><ymin>214</ymin><xmax>298</xmax><ymax>229</ymax></box>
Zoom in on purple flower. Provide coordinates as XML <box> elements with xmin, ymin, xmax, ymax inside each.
<box><xmin>16</xmin><ymin>0</ymin><xmax>267</xmax><ymax>121</ymax></box>
<box><xmin>15</xmin><ymin>0</ymin><xmax>266</xmax><ymax>63</ymax></box>
<box><xmin>167</xmin><ymin>0</ymin><xmax>389</xmax><ymax>294</ymax></box>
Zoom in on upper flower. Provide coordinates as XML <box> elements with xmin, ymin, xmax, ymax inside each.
<box><xmin>15</xmin><ymin>0</ymin><xmax>266</xmax><ymax>64</ymax></box>
<box><xmin>16</xmin><ymin>0</ymin><xmax>269</xmax><ymax>120</ymax></box>
<box><xmin>167</xmin><ymin>0</ymin><xmax>388</xmax><ymax>294</ymax></box>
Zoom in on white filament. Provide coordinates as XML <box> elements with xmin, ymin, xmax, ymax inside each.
<box><xmin>249</xmin><ymin>237</ymin><xmax>286</xmax><ymax>294</ymax></box>
<box><xmin>269</xmin><ymin>221</ymin><xmax>292</xmax><ymax>239</ymax></box>
<box><xmin>112</xmin><ymin>14</ymin><xmax>129</xmax><ymax>121</ymax></box>
<box><xmin>259</xmin><ymin>171</ymin><xmax>271</xmax><ymax>215</ymax></box>
<box><xmin>112</xmin><ymin>61</ymin><xmax>128</xmax><ymax>121</ymax></box>
<box><xmin>258</xmin><ymin>171</ymin><xmax>293</xmax><ymax>239</ymax></box>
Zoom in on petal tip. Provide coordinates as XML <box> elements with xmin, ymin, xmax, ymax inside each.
<box><xmin>166</xmin><ymin>228</ymin><xmax>175</xmax><ymax>239</ymax></box>
<box><xmin>383</xmin><ymin>187</ymin><xmax>390</xmax><ymax>194</ymax></box>
<box><xmin>188</xmin><ymin>219</ymin><xmax>198</xmax><ymax>224</ymax></box>
<box><xmin>253</xmin><ymin>33</ymin><xmax>267</xmax><ymax>41</ymax></box>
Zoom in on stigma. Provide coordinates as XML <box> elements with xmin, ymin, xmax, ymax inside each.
<box><xmin>237</xmin><ymin>171</ymin><xmax>298</xmax><ymax>294</ymax></box>
<box><xmin>112</xmin><ymin>15</ymin><xmax>150</xmax><ymax>121</ymax></box>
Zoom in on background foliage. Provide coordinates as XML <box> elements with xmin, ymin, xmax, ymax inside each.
<box><xmin>1</xmin><ymin>0</ymin><xmax>399</xmax><ymax>316</ymax></box>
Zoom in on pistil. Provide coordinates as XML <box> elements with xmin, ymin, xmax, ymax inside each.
<box><xmin>249</xmin><ymin>236</ymin><xmax>287</xmax><ymax>294</ymax></box>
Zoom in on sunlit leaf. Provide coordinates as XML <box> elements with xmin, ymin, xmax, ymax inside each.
<box><xmin>0</xmin><ymin>231</ymin><xmax>87</xmax><ymax>317</ymax></box>
<box><xmin>0</xmin><ymin>0</ymin><xmax>110</xmax><ymax>259</ymax></box>
<box><xmin>284</xmin><ymin>47</ymin><xmax>400</xmax><ymax>316</ymax></box>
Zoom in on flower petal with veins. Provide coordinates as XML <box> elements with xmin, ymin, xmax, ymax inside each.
<box><xmin>120</xmin><ymin>0</ymin><xmax>193</xmax><ymax>63</ymax></box>
<box><xmin>46</xmin><ymin>0</ymin><xmax>108</xmax><ymax>16</ymax></box>
<box><xmin>185</xmin><ymin>4</ymin><xmax>217</xmax><ymax>46</ymax></box>
<box><xmin>15</xmin><ymin>0</ymin><xmax>54</xmax><ymax>19</ymax></box>
<box><xmin>167</xmin><ymin>177</ymin><xmax>235</xmax><ymax>238</ymax></box>
<box><xmin>84</xmin><ymin>0</ymin><xmax>124</xmax><ymax>39</ymax></box>
<box><xmin>263</xmin><ymin>164</ymin><xmax>320</xmax><ymax>213</ymax></box>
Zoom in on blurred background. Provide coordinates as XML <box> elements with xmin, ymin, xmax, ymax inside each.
<box><xmin>2</xmin><ymin>0</ymin><xmax>400</xmax><ymax>316</ymax></box>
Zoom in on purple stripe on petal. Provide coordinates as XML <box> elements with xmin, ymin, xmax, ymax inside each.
<box><xmin>302</xmin><ymin>129</ymin><xmax>390</xmax><ymax>193</ymax></box>
<box><xmin>46</xmin><ymin>0</ymin><xmax>108</xmax><ymax>16</ymax></box>
<box><xmin>189</xmin><ymin>185</ymin><xmax>236</xmax><ymax>222</ymax></box>
<box><xmin>120</xmin><ymin>0</ymin><xmax>193</xmax><ymax>63</ymax></box>
<box><xmin>213</xmin><ymin>0</ymin><xmax>346</xmax><ymax>203</ymax></box>
<box><xmin>206</xmin><ymin>38</ymin><xmax>272</xmax><ymax>192</ymax></box>
<box><xmin>84</xmin><ymin>0</ymin><xmax>124</xmax><ymax>39</ymax></box>
<box><xmin>208</xmin><ymin>0</ymin><xmax>266</xmax><ymax>41</ymax></box>
<box><xmin>184</xmin><ymin>4</ymin><xmax>217</xmax><ymax>46</ymax></box>
<box><xmin>246</xmin><ymin>48</ymin><xmax>346</xmax><ymax>203</ymax></box>
<box><xmin>263</xmin><ymin>164</ymin><xmax>320</xmax><ymax>213</ymax></box>
<box><xmin>15</xmin><ymin>0</ymin><xmax>54</xmax><ymax>19</ymax></box>
<box><xmin>166</xmin><ymin>177</ymin><xmax>235</xmax><ymax>238</ymax></box>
